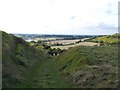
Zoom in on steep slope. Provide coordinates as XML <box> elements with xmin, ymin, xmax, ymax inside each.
<box><xmin>55</xmin><ymin>46</ymin><xmax>118</xmax><ymax>88</ymax></box>
<box><xmin>2</xmin><ymin>31</ymin><xmax>50</xmax><ymax>88</ymax></box>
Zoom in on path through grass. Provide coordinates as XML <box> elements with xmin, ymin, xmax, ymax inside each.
<box><xmin>22</xmin><ymin>58</ymin><xmax>69</xmax><ymax>88</ymax></box>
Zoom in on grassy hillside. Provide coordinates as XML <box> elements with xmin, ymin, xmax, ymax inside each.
<box><xmin>86</xmin><ymin>33</ymin><xmax>120</xmax><ymax>46</ymax></box>
<box><xmin>55</xmin><ymin>46</ymin><xmax>118</xmax><ymax>88</ymax></box>
<box><xmin>2</xmin><ymin>31</ymin><xmax>119</xmax><ymax>88</ymax></box>
<box><xmin>2</xmin><ymin>31</ymin><xmax>69</xmax><ymax>88</ymax></box>
<box><xmin>20</xmin><ymin>58</ymin><xmax>69</xmax><ymax>88</ymax></box>
<box><xmin>2</xmin><ymin>31</ymin><xmax>50</xmax><ymax>88</ymax></box>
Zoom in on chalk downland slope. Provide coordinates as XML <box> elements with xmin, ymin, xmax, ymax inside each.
<box><xmin>2</xmin><ymin>31</ymin><xmax>50</xmax><ymax>88</ymax></box>
<box><xmin>2</xmin><ymin>31</ymin><xmax>68</xmax><ymax>88</ymax></box>
<box><xmin>55</xmin><ymin>46</ymin><xmax>118</xmax><ymax>88</ymax></box>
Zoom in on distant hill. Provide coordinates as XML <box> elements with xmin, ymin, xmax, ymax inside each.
<box><xmin>2</xmin><ymin>31</ymin><xmax>50</xmax><ymax>88</ymax></box>
<box><xmin>55</xmin><ymin>46</ymin><xmax>118</xmax><ymax>88</ymax></box>
<box><xmin>85</xmin><ymin>33</ymin><xmax>120</xmax><ymax>46</ymax></box>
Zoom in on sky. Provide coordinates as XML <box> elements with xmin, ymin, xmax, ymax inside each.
<box><xmin>0</xmin><ymin>0</ymin><xmax>119</xmax><ymax>35</ymax></box>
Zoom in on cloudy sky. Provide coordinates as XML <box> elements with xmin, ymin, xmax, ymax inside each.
<box><xmin>0</xmin><ymin>0</ymin><xmax>119</xmax><ymax>35</ymax></box>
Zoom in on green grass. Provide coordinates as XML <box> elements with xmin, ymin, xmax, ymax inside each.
<box><xmin>55</xmin><ymin>46</ymin><xmax>118</xmax><ymax>88</ymax></box>
<box><xmin>20</xmin><ymin>58</ymin><xmax>69</xmax><ymax>88</ymax></box>
<box><xmin>87</xmin><ymin>33</ymin><xmax>120</xmax><ymax>46</ymax></box>
<box><xmin>2</xmin><ymin>31</ymin><xmax>50</xmax><ymax>88</ymax></box>
<box><xmin>2</xmin><ymin>31</ymin><xmax>119</xmax><ymax>88</ymax></box>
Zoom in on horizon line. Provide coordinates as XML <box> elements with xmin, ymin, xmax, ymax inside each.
<box><xmin>11</xmin><ymin>32</ymin><xmax>109</xmax><ymax>36</ymax></box>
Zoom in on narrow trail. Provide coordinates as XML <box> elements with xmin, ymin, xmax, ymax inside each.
<box><xmin>23</xmin><ymin>58</ymin><xmax>68</xmax><ymax>88</ymax></box>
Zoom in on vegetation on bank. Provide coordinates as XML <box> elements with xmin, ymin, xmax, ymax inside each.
<box><xmin>55</xmin><ymin>46</ymin><xmax>118</xmax><ymax>88</ymax></box>
<box><xmin>29</xmin><ymin>40</ymin><xmax>66</xmax><ymax>56</ymax></box>
<box><xmin>85</xmin><ymin>33</ymin><xmax>120</xmax><ymax>46</ymax></box>
<box><xmin>2</xmin><ymin>31</ymin><xmax>50</xmax><ymax>88</ymax></box>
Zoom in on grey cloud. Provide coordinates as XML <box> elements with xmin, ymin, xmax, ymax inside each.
<box><xmin>105</xmin><ymin>9</ymin><xmax>113</xmax><ymax>14</ymax></box>
<box><xmin>70</xmin><ymin>16</ymin><xmax>76</xmax><ymax>20</ymax></box>
<box><xmin>95</xmin><ymin>23</ymin><xmax>117</xmax><ymax>30</ymax></box>
<box><xmin>105</xmin><ymin>3</ymin><xmax>113</xmax><ymax>14</ymax></box>
<box><xmin>105</xmin><ymin>9</ymin><xmax>117</xmax><ymax>15</ymax></box>
<box><xmin>84</xmin><ymin>23</ymin><xmax>117</xmax><ymax>30</ymax></box>
<box><xmin>104</xmin><ymin>3</ymin><xmax>117</xmax><ymax>15</ymax></box>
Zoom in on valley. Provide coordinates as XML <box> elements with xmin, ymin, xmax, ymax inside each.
<box><xmin>1</xmin><ymin>0</ymin><xmax>118</xmax><ymax>89</ymax></box>
<box><xmin>2</xmin><ymin>31</ymin><xmax>119</xmax><ymax>88</ymax></box>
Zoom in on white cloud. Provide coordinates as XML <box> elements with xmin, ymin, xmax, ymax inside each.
<box><xmin>0</xmin><ymin>0</ymin><xmax>119</xmax><ymax>35</ymax></box>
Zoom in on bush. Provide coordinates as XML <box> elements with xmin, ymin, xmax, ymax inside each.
<box><xmin>43</xmin><ymin>44</ymin><xmax>51</xmax><ymax>49</ymax></box>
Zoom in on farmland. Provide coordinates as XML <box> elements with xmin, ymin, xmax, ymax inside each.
<box><xmin>14</xmin><ymin>34</ymin><xmax>97</xmax><ymax>50</ymax></box>
<box><xmin>29</xmin><ymin>37</ymin><xmax>98</xmax><ymax>50</ymax></box>
<box><xmin>51</xmin><ymin>42</ymin><xmax>98</xmax><ymax>50</ymax></box>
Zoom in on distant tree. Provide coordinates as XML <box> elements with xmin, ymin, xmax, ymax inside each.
<box><xmin>43</xmin><ymin>44</ymin><xmax>51</xmax><ymax>49</ymax></box>
<box><xmin>98</xmin><ymin>40</ymin><xmax>103</xmax><ymax>43</ymax></box>
<box><xmin>76</xmin><ymin>40</ymin><xmax>81</xmax><ymax>43</ymax></box>
<box><xmin>48</xmin><ymin>48</ymin><xmax>54</xmax><ymax>56</ymax></box>
<box><xmin>37</xmin><ymin>40</ymin><xmax>42</xmax><ymax>44</ymax></box>
<box><xmin>56</xmin><ymin>48</ymin><xmax>62</xmax><ymax>54</ymax></box>
<box><xmin>54</xmin><ymin>43</ymin><xmax>63</xmax><ymax>46</ymax></box>
<box><xmin>94</xmin><ymin>41</ymin><xmax>98</xmax><ymax>43</ymax></box>
<box><xmin>31</xmin><ymin>41</ymin><xmax>36</xmax><ymax>43</ymax></box>
<box><xmin>47</xmin><ymin>48</ymin><xmax>64</xmax><ymax>56</ymax></box>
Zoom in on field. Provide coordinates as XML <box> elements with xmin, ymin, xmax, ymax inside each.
<box><xmin>51</xmin><ymin>42</ymin><xmax>98</xmax><ymax>49</ymax></box>
<box><xmin>26</xmin><ymin>37</ymin><xmax>63</xmax><ymax>42</ymax></box>
<box><xmin>47</xmin><ymin>38</ymin><xmax>89</xmax><ymax>44</ymax></box>
<box><xmin>26</xmin><ymin>36</ymin><xmax>94</xmax><ymax>50</ymax></box>
<box><xmin>47</xmin><ymin>39</ymin><xmax>80</xmax><ymax>45</ymax></box>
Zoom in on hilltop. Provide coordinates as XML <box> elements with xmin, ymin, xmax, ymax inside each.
<box><xmin>85</xmin><ymin>33</ymin><xmax>120</xmax><ymax>46</ymax></box>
